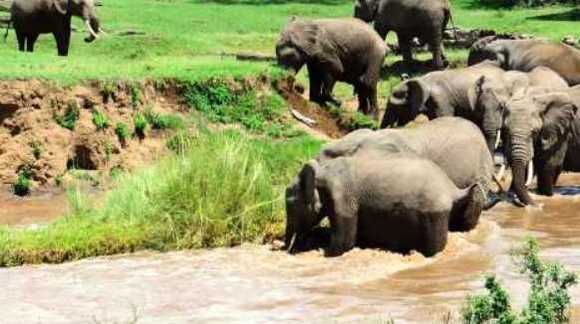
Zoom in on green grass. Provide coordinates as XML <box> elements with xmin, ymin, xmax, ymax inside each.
<box><xmin>1</xmin><ymin>0</ymin><xmax>578</xmax><ymax>83</ymax></box>
<box><xmin>0</xmin><ymin>130</ymin><xmax>322</xmax><ymax>266</ymax></box>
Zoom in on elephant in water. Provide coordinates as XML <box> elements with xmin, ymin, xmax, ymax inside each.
<box><xmin>11</xmin><ymin>0</ymin><xmax>101</xmax><ymax>56</ymax></box>
<box><xmin>354</xmin><ymin>0</ymin><xmax>451</xmax><ymax>69</ymax></box>
<box><xmin>381</xmin><ymin>61</ymin><xmax>568</xmax><ymax>155</ymax></box>
<box><xmin>276</xmin><ymin>17</ymin><xmax>387</xmax><ymax>117</ymax></box>
<box><xmin>285</xmin><ymin>151</ymin><xmax>481</xmax><ymax>257</ymax></box>
<box><xmin>317</xmin><ymin>117</ymin><xmax>494</xmax><ymax>224</ymax></box>
<box><xmin>468</xmin><ymin>38</ymin><xmax>580</xmax><ymax>86</ymax></box>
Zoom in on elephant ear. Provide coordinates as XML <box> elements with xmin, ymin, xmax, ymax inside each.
<box><xmin>406</xmin><ymin>79</ymin><xmax>430</xmax><ymax>115</ymax></box>
<box><xmin>287</xmin><ymin>21</ymin><xmax>341</xmax><ymax>69</ymax></box>
<box><xmin>540</xmin><ymin>93</ymin><xmax>578</xmax><ymax>135</ymax></box>
<box><xmin>299</xmin><ymin>160</ymin><xmax>318</xmax><ymax>206</ymax></box>
<box><xmin>53</xmin><ymin>0</ymin><xmax>70</xmax><ymax>15</ymax></box>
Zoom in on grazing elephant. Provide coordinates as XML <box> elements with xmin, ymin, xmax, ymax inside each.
<box><xmin>11</xmin><ymin>0</ymin><xmax>101</xmax><ymax>56</ymax></box>
<box><xmin>276</xmin><ymin>17</ymin><xmax>387</xmax><ymax>117</ymax></box>
<box><xmin>468</xmin><ymin>38</ymin><xmax>580</xmax><ymax>86</ymax></box>
<box><xmin>354</xmin><ymin>0</ymin><xmax>451</xmax><ymax>69</ymax></box>
<box><xmin>495</xmin><ymin>87</ymin><xmax>578</xmax><ymax>204</ymax></box>
<box><xmin>285</xmin><ymin>152</ymin><xmax>481</xmax><ymax>257</ymax></box>
<box><xmin>381</xmin><ymin>62</ymin><xmax>567</xmax><ymax>154</ymax></box>
<box><xmin>318</xmin><ymin>117</ymin><xmax>494</xmax><ymax>223</ymax></box>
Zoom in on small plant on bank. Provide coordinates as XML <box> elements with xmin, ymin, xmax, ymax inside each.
<box><xmin>29</xmin><ymin>141</ymin><xmax>43</xmax><ymax>160</ymax></box>
<box><xmin>92</xmin><ymin>109</ymin><xmax>110</xmax><ymax>131</ymax></box>
<box><xmin>462</xmin><ymin>238</ymin><xmax>578</xmax><ymax>324</ymax></box>
<box><xmin>129</xmin><ymin>83</ymin><xmax>142</xmax><ymax>108</ymax></box>
<box><xmin>144</xmin><ymin>108</ymin><xmax>184</xmax><ymax>130</ymax></box>
<box><xmin>100</xmin><ymin>81</ymin><xmax>117</xmax><ymax>103</ymax></box>
<box><xmin>134</xmin><ymin>113</ymin><xmax>148</xmax><ymax>139</ymax></box>
<box><xmin>13</xmin><ymin>168</ymin><xmax>32</xmax><ymax>196</ymax></box>
<box><xmin>55</xmin><ymin>101</ymin><xmax>80</xmax><ymax>130</ymax></box>
<box><xmin>115</xmin><ymin>122</ymin><xmax>130</xmax><ymax>145</ymax></box>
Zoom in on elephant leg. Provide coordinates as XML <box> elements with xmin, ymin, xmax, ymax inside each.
<box><xmin>356</xmin><ymin>83</ymin><xmax>371</xmax><ymax>115</ymax></box>
<box><xmin>325</xmin><ymin>191</ymin><xmax>358</xmax><ymax>257</ymax></box>
<box><xmin>321</xmin><ymin>75</ymin><xmax>341</xmax><ymax>107</ymax></box>
<box><xmin>428</xmin><ymin>30</ymin><xmax>445</xmax><ymax>70</ymax></box>
<box><xmin>54</xmin><ymin>27</ymin><xmax>71</xmax><ymax>57</ymax></box>
<box><xmin>537</xmin><ymin>167</ymin><xmax>556</xmax><ymax>196</ymax></box>
<box><xmin>26</xmin><ymin>33</ymin><xmax>39</xmax><ymax>52</ymax></box>
<box><xmin>307</xmin><ymin>64</ymin><xmax>324</xmax><ymax>105</ymax></box>
<box><xmin>397</xmin><ymin>33</ymin><xmax>413</xmax><ymax>64</ymax></box>
<box><xmin>15</xmin><ymin>30</ymin><xmax>25</xmax><ymax>52</ymax></box>
<box><xmin>449</xmin><ymin>185</ymin><xmax>483</xmax><ymax>232</ymax></box>
<box><xmin>419</xmin><ymin>211</ymin><xmax>449</xmax><ymax>257</ymax></box>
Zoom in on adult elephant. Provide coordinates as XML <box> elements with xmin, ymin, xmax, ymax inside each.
<box><xmin>381</xmin><ymin>62</ymin><xmax>567</xmax><ymax>154</ymax></box>
<box><xmin>354</xmin><ymin>0</ymin><xmax>451</xmax><ymax>69</ymax></box>
<box><xmin>285</xmin><ymin>152</ymin><xmax>481</xmax><ymax>257</ymax></box>
<box><xmin>317</xmin><ymin>117</ymin><xmax>494</xmax><ymax>228</ymax></box>
<box><xmin>11</xmin><ymin>0</ymin><xmax>101</xmax><ymax>56</ymax></box>
<box><xmin>468</xmin><ymin>38</ymin><xmax>580</xmax><ymax>86</ymax></box>
<box><xmin>276</xmin><ymin>17</ymin><xmax>387</xmax><ymax>117</ymax></box>
<box><xmin>493</xmin><ymin>87</ymin><xmax>578</xmax><ymax>204</ymax></box>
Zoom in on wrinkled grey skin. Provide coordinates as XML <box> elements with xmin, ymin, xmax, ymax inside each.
<box><xmin>276</xmin><ymin>17</ymin><xmax>387</xmax><ymax>117</ymax></box>
<box><xmin>468</xmin><ymin>38</ymin><xmax>580</xmax><ymax>86</ymax></box>
<box><xmin>354</xmin><ymin>0</ymin><xmax>450</xmax><ymax>69</ymax></box>
<box><xmin>533</xmin><ymin>86</ymin><xmax>580</xmax><ymax>196</ymax></box>
<box><xmin>497</xmin><ymin>88</ymin><xmax>578</xmax><ymax>204</ymax></box>
<box><xmin>285</xmin><ymin>152</ymin><xmax>481</xmax><ymax>257</ymax></box>
<box><xmin>11</xmin><ymin>0</ymin><xmax>101</xmax><ymax>56</ymax></box>
<box><xmin>382</xmin><ymin>62</ymin><xmax>515</xmax><ymax>154</ymax></box>
<box><xmin>382</xmin><ymin>62</ymin><xmax>568</xmax><ymax>155</ymax></box>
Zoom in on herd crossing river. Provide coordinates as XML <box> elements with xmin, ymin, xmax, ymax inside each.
<box><xmin>2</xmin><ymin>175</ymin><xmax>580</xmax><ymax>323</ymax></box>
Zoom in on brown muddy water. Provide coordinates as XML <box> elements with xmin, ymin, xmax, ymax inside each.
<box><xmin>2</xmin><ymin>176</ymin><xmax>580</xmax><ymax>323</ymax></box>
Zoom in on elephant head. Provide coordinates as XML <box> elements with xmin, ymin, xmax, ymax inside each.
<box><xmin>54</xmin><ymin>0</ymin><xmax>101</xmax><ymax>42</ymax></box>
<box><xmin>276</xmin><ymin>18</ymin><xmax>338</xmax><ymax>75</ymax></box>
<box><xmin>285</xmin><ymin>160</ymin><xmax>323</xmax><ymax>253</ymax></box>
<box><xmin>502</xmin><ymin>91</ymin><xmax>578</xmax><ymax>205</ymax></box>
<box><xmin>473</xmin><ymin>75</ymin><xmax>510</xmax><ymax>154</ymax></box>
<box><xmin>468</xmin><ymin>38</ymin><xmax>508</xmax><ymax>68</ymax></box>
<box><xmin>353</xmin><ymin>0</ymin><xmax>378</xmax><ymax>23</ymax></box>
<box><xmin>381</xmin><ymin>79</ymin><xmax>429</xmax><ymax>128</ymax></box>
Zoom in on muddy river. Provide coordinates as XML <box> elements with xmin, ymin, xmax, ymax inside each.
<box><xmin>2</xmin><ymin>176</ymin><xmax>580</xmax><ymax>323</ymax></box>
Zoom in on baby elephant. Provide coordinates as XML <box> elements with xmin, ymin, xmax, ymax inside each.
<box><xmin>285</xmin><ymin>152</ymin><xmax>481</xmax><ymax>257</ymax></box>
<box><xmin>276</xmin><ymin>17</ymin><xmax>387</xmax><ymax>117</ymax></box>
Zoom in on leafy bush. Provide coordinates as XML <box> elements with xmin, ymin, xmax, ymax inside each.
<box><xmin>462</xmin><ymin>238</ymin><xmax>578</xmax><ymax>324</ymax></box>
<box><xmin>30</xmin><ymin>141</ymin><xmax>43</xmax><ymax>160</ymax></box>
<box><xmin>115</xmin><ymin>122</ymin><xmax>130</xmax><ymax>144</ymax></box>
<box><xmin>133</xmin><ymin>113</ymin><xmax>148</xmax><ymax>138</ymax></box>
<box><xmin>92</xmin><ymin>109</ymin><xmax>110</xmax><ymax>131</ymax></box>
<box><xmin>129</xmin><ymin>83</ymin><xmax>142</xmax><ymax>108</ymax></box>
<box><xmin>13</xmin><ymin>168</ymin><xmax>32</xmax><ymax>196</ymax></box>
<box><xmin>55</xmin><ymin>101</ymin><xmax>80</xmax><ymax>130</ymax></box>
<box><xmin>144</xmin><ymin>108</ymin><xmax>185</xmax><ymax>130</ymax></box>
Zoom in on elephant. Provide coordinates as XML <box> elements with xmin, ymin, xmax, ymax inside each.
<box><xmin>381</xmin><ymin>62</ymin><xmax>568</xmax><ymax>154</ymax></box>
<box><xmin>11</xmin><ymin>0</ymin><xmax>101</xmax><ymax>56</ymax></box>
<box><xmin>354</xmin><ymin>0</ymin><xmax>451</xmax><ymax>69</ymax></box>
<box><xmin>468</xmin><ymin>38</ymin><xmax>580</xmax><ymax>86</ymax></box>
<box><xmin>285</xmin><ymin>151</ymin><xmax>482</xmax><ymax>257</ymax></box>
<box><xmin>317</xmin><ymin>117</ymin><xmax>494</xmax><ymax>222</ymax></box>
<box><xmin>493</xmin><ymin>87</ymin><xmax>579</xmax><ymax>204</ymax></box>
<box><xmin>276</xmin><ymin>17</ymin><xmax>387</xmax><ymax>117</ymax></box>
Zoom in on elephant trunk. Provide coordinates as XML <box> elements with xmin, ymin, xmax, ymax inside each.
<box><xmin>380</xmin><ymin>106</ymin><xmax>398</xmax><ymax>128</ymax></box>
<box><xmin>511</xmin><ymin>158</ymin><xmax>534</xmax><ymax>205</ymax></box>
<box><xmin>536</xmin><ymin>164</ymin><xmax>555</xmax><ymax>196</ymax></box>
<box><xmin>84</xmin><ymin>16</ymin><xmax>100</xmax><ymax>43</ymax></box>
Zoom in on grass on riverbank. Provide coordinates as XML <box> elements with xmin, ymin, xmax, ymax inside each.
<box><xmin>0</xmin><ymin>130</ymin><xmax>322</xmax><ymax>266</ymax></box>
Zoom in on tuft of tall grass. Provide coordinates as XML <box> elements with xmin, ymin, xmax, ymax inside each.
<box><xmin>0</xmin><ymin>130</ymin><xmax>322</xmax><ymax>267</ymax></box>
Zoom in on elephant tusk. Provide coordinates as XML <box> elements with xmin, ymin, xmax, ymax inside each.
<box><xmin>495</xmin><ymin>129</ymin><xmax>502</xmax><ymax>149</ymax></box>
<box><xmin>492</xmin><ymin>175</ymin><xmax>506</xmax><ymax>194</ymax></box>
<box><xmin>526</xmin><ymin>161</ymin><xmax>534</xmax><ymax>187</ymax></box>
<box><xmin>85</xmin><ymin>20</ymin><xmax>99</xmax><ymax>39</ymax></box>
<box><xmin>496</xmin><ymin>163</ymin><xmax>506</xmax><ymax>181</ymax></box>
<box><xmin>287</xmin><ymin>233</ymin><xmax>298</xmax><ymax>254</ymax></box>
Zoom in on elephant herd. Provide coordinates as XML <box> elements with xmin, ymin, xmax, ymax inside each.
<box><xmin>279</xmin><ymin>2</ymin><xmax>580</xmax><ymax>257</ymax></box>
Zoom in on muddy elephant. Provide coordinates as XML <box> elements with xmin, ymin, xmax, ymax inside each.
<box><xmin>285</xmin><ymin>152</ymin><xmax>481</xmax><ymax>257</ymax></box>
<box><xmin>468</xmin><ymin>38</ymin><xmax>580</xmax><ymax>86</ymax></box>
<box><xmin>381</xmin><ymin>62</ymin><xmax>567</xmax><ymax>154</ymax></box>
<box><xmin>318</xmin><ymin>117</ymin><xmax>494</xmax><ymax>225</ymax></box>
<box><xmin>11</xmin><ymin>0</ymin><xmax>101</xmax><ymax>56</ymax></box>
<box><xmin>494</xmin><ymin>87</ymin><xmax>578</xmax><ymax>204</ymax></box>
<box><xmin>354</xmin><ymin>0</ymin><xmax>451</xmax><ymax>69</ymax></box>
<box><xmin>276</xmin><ymin>17</ymin><xmax>387</xmax><ymax>117</ymax></box>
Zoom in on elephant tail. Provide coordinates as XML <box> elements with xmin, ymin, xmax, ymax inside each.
<box><xmin>3</xmin><ymin>20</ymin><xmax>10</xmax><ymax>43</ymax></box>
<box><xmin>445</xmin><ymin>8</ymin><xmax>458</xmax><ymax>44</ymax></box>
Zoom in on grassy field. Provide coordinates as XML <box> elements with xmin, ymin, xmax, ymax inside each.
<box><xmin>1</xmin><ymin>0</ymin><xmax>578</xmax><ymax>83</ymax></box>
<box><xmin>1</xmin><ymin>0</ymin><xmax>579</xmax><ymax>265</ymax></box>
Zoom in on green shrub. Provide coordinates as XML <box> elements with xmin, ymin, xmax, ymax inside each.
<box><xmin>92</xmin><ymin>109</ymin><xmax>110</xmax><ymax>131</ymax></box>
<box><xmin>115</xmin><ymin>122</ymin><xmax>130</xmax><ymax>143</ymax></box>
<box><xmin>133</xmin><ymin>113</ymin><xmax>148</xmax><ymax>138</ymax></box>
<box><xmin>129</xmin><ymin>83</ymin><xmax>142</xmax><ymax>108</ymax></box>
<box><xmin>462</xmin><ymin>238</ymin><xmax>578</xmax><ymax>324</ymax></box>
<box><xmin>55</xmin><ymin>101</ymin><xmax>80</xmax><ymax>130</ymax></box>
<box><xmin>13</xmin><ymin>168</ymin><xmax>32</xmax><ymax>196</ymax></box>
<box><xmin>30</xmin><ymin>141</ymin><xmax>43</xmax><ymax>160</ymax></box>
<box><xmin>144</xmin><ymin>108</ymin><xmax>185</xmax><ymax>130</ymax></box>
<box><xmin>167</xmin><ymin>131</ymin><xmax>195</xmax><ymax>154</ymax></box>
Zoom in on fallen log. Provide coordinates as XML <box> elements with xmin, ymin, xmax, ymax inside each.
<box><xmin>291</xmin><ymin>109</ymin><xmax>317</xmax><ymax>127</ymax></box>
